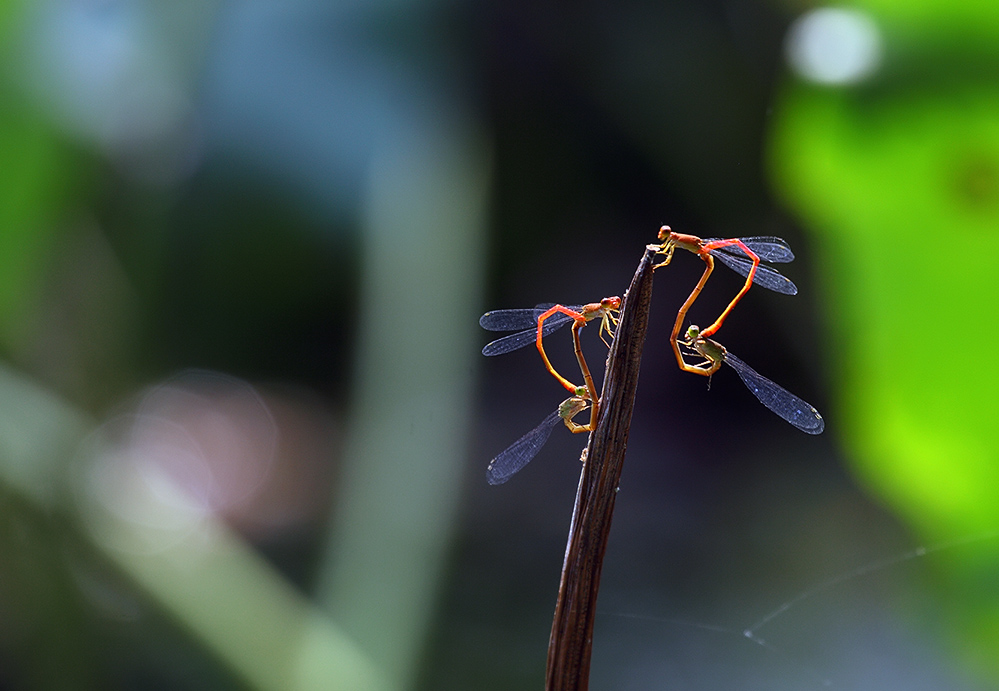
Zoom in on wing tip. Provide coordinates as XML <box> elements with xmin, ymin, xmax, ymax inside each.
<box><xmin>798</xmin><ymin>409</ymin><xmax>825</xmax><ymax>434</ymax></box>
<box><xmin>486</xmin><ymin>463</ymin><xmax>512</xmax><ymax>485</ymax></box>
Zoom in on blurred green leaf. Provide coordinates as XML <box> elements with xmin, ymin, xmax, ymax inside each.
<box><xmin>0</xmin><ymin>105</ymin><xmax>75</xmax><ymax>350</ymax></box>
<box><xmin>769</xmin><ymin>71</ymin><xmax>999</xmax><ymax>682</ymax></box>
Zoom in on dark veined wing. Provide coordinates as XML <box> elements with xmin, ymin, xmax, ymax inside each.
<box><xmin>710</xmin><ymin>251</ymin><xmax>798</xmax><ymax>295</ymax></box>
<box><xmin>704</xmin><ymin>236</ymin><xmax>795</xmax><ymax>263</ymax></box>
<box><xmin>723</xmin><ymin>352</ymin><xmax>824</xmax><ymax>434</ymax></box>
<box><xmin>486</xmin><ymin>410</ymin><xmax>563</xmax><ymax>484</ymax></box>
<box><xmin>479</xmin><ymin>304</ymin><xmax>584</xmax><ymax>356</ymax></box>
<box><xmin>480</xmin><ymin>304</ymin><xmax>557</xmax><ymax>331</ymax></box>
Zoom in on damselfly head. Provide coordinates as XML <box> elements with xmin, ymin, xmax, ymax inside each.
<box><xmin>652</xmin><ymin>227</ymin><xmax>679</xmax><ymax>269</ymax></box>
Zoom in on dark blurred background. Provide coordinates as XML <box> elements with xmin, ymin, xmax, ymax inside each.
<box><xmin>2</xmin><ymin>1</ymin><xmax>998</xmax><ymax>689</ymax></box>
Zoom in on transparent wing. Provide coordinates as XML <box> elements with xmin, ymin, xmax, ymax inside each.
<box><xmin>705</xmin><ymin>236</ymin><xmax>795</xmax><ymax>263</ymax></box>
<box><xmin>723</xmin><ymin>352</ymin><xmax>824</xmax><ymax>434</ymax></box>
<box><xmin>479</xmin><ymin>304</ymin><xmax>583</xmax><ymax>331</ymax></box>
<box><xmin>480</xmin><ymin>304</ymin><xmax>584</xmax><ymax>356</ymax></box>
<box><xmin>479</xmin><ymin>308</ymin><xmax>539</xmax><ymax>332</ymax></box>
<box><xmin>486</xmin><ymin>410</ymin><xmax>563</xmax><ymax>484</ymax></box>
<box><xmin>710</xmin><ymin>251</ymin><xmax>798</xmax><ymax>295</ymax></box>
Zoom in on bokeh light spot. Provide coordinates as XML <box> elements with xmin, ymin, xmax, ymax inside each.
<box><xmin>785</xmin><ymin>8</ymin><xmax>882</xmax><ymax>85</ymax></box>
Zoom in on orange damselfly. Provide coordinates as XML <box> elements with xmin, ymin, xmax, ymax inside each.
<box><xmin>480</xmin><ymin>297</ymin><xmax>620</xmax><ymax>394</ymax></box>
<box><xmin>480</xmin><ymin>298</ymin><xmax>620</xmax><ymax>483</ymax></box>
<box><xmin>655</xmin><ymin>226</ymin><xmax>797</xmax><ymax>332</ymax></box>
<box><xmin>654</xmin><ymin>226</ymin><xmax>798</xmax><ymax>374</ymax></box>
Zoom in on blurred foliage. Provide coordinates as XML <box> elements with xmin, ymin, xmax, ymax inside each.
<box><xmin>769</xmin><ymin>1</ymin><xmax>999</xmax><ymax>680</ymax></box>
<box><xmin>0</xmin><ymin>101</ymin><xmax>75</xmax><ymax>350</ymax></box>
<box><xmin>2</xmin><ymin>0</ymin><xmax>999</xmax><ymax>688</ymax></box>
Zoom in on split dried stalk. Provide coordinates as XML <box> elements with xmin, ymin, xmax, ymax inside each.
<box><xmin>545</xmin><ymin>244</ymin><xmax>657</xmax><ymax>691</ymax></box>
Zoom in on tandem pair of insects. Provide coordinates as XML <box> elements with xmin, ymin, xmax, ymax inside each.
<box><xmin>480</xmin><ymin>228</ymin><xmax>824</xmax><ymax>484</ymax></box>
